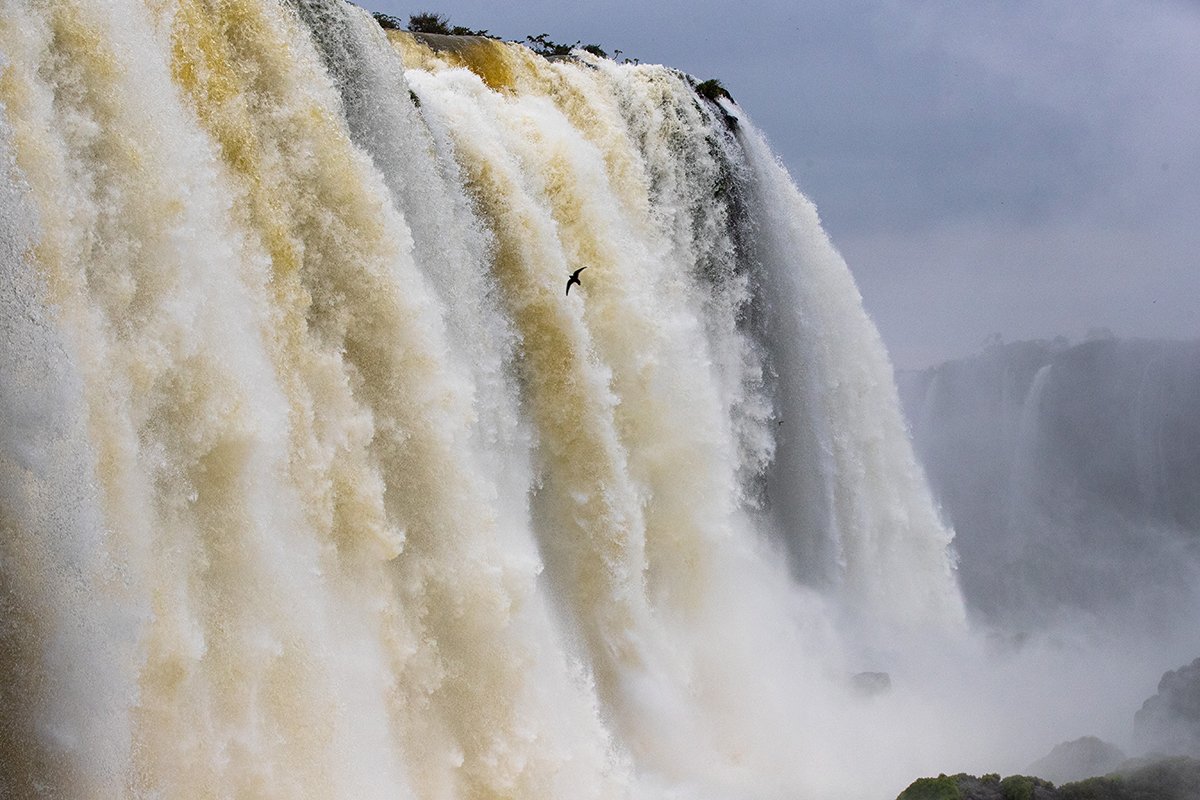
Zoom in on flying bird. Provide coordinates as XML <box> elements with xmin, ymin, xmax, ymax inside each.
<box><xmin>565</xmin><ymin>266</ymin><xmax>587</xmax><ymax>296</ymax></box>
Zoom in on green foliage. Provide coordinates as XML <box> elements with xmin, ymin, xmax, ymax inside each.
<box><xmin>691</xmin><ymin>78</ymin><xmax>739</xmax><ymax>131</ymax></box>
<box><xmin>448</xmin><ymin>24</ymin><xmax>494</xmax><ymax>37</ymax></box>
<box><xmin>1056</xmin><ymin>776</ymin><xmax>1130</xmax><ymax>800</ymax></box>
<box><xmin>1056</xmin><ymin>757</ymin><xmax>1200</xmax><ymax>800</ymax></box>
<box><xmin>524</xmin><ymin>34</ymin><xmax>609</xmax><ymax>59</ymax></box>
<box><xmin>894</xmin><ymin>759</ymin><xmax>1200</xmax><ymax>800</ymax></box>
<box><xmin>381</xmin><ymin>12</ymin><xmax>616</xmax><ymax>56</ymax></box>
<box><xmin>375</xmin><ymin>11</ymin><xmax>495</xmax><ymax>38</ymax></box>
<box><xmin>1000</xmin><ymin>775</ymin><xmax>1056</xmax><ymax>800</ymax></box>
<box><xmin>407</xmin><ymin>11</ymin><xmax>451</xmax><ymax>34</ymax></box>
<box><xmin>897</xmin><ymin>774</ymin><xmax>964</xmax><ymax>800</ymax></box>
<box><xmin>372</xmin><ymin>12</ymin><xmax>404</xmax><ymax>30</ymax></box>
<box><xmin>524</xmin><ymin>33</ymin><xmax>572</xmax><ymax>57</ymax></box>
<box><xmin>1125</xmin><ymin>755</ymin><xmax>1200</xmax><ymax>799</ymax></box>
<box><xmin>695</xmin><ymin>78</ymin><xmax>732</xmax><ymax>102</ymax></box>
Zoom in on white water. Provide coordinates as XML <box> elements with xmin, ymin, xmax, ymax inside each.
<box><xmin>0</xmin><ymin>2</ymin><xmax>987</xmax><ymax>797</ymax></box>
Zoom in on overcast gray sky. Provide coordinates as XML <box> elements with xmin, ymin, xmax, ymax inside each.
<box><xmin>363</xmin><ymin>0</ymin><xmax>1199</xmax><ymax>368</ymax></box>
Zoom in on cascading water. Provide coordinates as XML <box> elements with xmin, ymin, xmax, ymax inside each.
<box><xmin>0</xmin><ymin>1</ymin><xmax>969</xmax><ymax>797</ymax></box>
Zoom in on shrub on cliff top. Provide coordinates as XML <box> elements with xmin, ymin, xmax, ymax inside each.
<box><xmin>523</xmin><ymin>34</ymin><xmax>605</xmax><ymax>58</ymax></box>
<box><xmin>378</xmin><ymin>11</ymin><xmax>494</xmax><ymax>38</ymax></box>
<box><xmin>695</xmin><ymin>78</ymin><xmax>732</xmax><ymax>102</ymax></box>
<box><xmin>407</xmin><ymin>11</ymin><xmax>451</xmax><ymax>34</ymax></box>
<box><xmin>372</xmin><ymin>12</ymin><xmax>404</xmax><ymax>30</ymax></box>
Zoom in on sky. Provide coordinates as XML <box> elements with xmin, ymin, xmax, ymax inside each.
<box><xmin>363</xmin><ymin>0</ymin><xmax>1200</xmax><ymax>369</ymax></box>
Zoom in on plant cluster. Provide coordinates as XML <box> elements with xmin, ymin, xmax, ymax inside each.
<box><xmin>895</xmin><ymin>758</ymin><xmax>1200</xmax><ymax>800</ymax></box>
<box><xmin>372</xmin><ymin>12</ymin><xmax>404</xmax><ymax>30</ymax></box>
<box><xmin>523</xmin><ymin>33</ymin><xmax>606</xmax><ymax>59</ymax></box>
<box><xmin>384</xmin><ymin>10</ymin><xmax>495</xmax><ymax>37</ymax></box>
<box><xmin>694</xmin><ymin>78</ymin><xmax>732</xmax><ymax>102</ymax></box>
<box><xmin>370</xmin><ymin>11</ymin><xmax>631</xmax><ymax>60</ymax></box>
<box><xmin>373</xmin><ymin>11</ymin><xmax>739</xmax><ymax>88</ymax></box>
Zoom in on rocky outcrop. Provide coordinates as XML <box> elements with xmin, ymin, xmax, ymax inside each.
<box><xmin>1026</xmin><ymin>736</ymin><xmax>1126</xmax><ymax>784</ymax></box>
<box><xmin>1135</xmin><ymin>657</ymin><xmax>1200</xmax><ymax>757</ymax></box>
<box><xmin>895</xmin><ymin>757</ymin><xmax>1200</xmax><ymax>800</ymax></box>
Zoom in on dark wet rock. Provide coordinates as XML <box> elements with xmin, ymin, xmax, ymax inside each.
<box><xmin>1135</xmin><ymin>657</ymin><xmax>1200</xmax><ymax>757</ymax></box>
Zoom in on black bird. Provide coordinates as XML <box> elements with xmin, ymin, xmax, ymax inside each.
<box><xmin>566</xmin><ymin>266</ymin><xmax>587</xmax><ymax>296</ymax></box>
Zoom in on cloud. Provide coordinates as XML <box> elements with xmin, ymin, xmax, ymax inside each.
<box><xmin>840</xmin><ymin>214</ymin><xmax>1200</xmax><ymax>369</ymax></box>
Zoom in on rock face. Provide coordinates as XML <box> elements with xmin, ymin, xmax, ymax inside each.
<box><xmin>1026</xmin><ymin>736</ymin><xmax>1127</xmax><ymax>784</ymax></box>
<box><xmin>1135</xmin><ymin>657</ymin><xmax>1200</xmax><ymax>757</ymax></box>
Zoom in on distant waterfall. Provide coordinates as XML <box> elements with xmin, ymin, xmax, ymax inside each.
<box><xmin>0</xmin><ymin>1</ymin><xmax>962</xmax><ymax>796</ymax></box>
<box><xmin>901</xmin><ymin>338</ymin><xmax>1200</xmax><ymax>632</ymax></box>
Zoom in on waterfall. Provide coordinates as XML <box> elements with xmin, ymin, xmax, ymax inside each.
<box><xmin>1006</xmin><ymin>363</ymin><xmax>1052</xmax><ymax>558</ymax></box>
<box><xmin>0</xmin><ymin>2</ymin><xmax>964</xmax><ymax>796</ymax></box>
<box><xmin>732</xmin><ymin>111</ymin><xmax>961</xmax><ymax>628</ymax></box>
<box><xmin>902</xmin><ymin>338</ymin><xmax>1200</xmax><ymax>634</ymax></box>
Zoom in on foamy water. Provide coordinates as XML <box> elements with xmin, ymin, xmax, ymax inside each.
<box><xmin>0</xmin><ymin>3</ymin><xmax>983</xmax><ymax>797</ymax></box>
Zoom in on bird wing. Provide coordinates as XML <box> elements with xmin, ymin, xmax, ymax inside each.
<box><xmin>566</xmin><ymin>266</ymin><xmax>586</xmax><ymax>295</ymax></box>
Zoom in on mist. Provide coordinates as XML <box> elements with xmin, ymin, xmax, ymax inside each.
<box><xmin>883</xmin><ymin>336</ymin><xmax>1200</xmax><ymax>788</ymax></box>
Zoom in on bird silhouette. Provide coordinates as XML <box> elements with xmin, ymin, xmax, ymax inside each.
<box><xmin>566</xmin><ymin>266</ymin><xmax>587</xmax><ymax>296</ymax></box>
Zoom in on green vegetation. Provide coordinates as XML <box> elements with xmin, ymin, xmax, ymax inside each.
<box><xmin>406</xmin><ymin>11</ymin><xmax>450</xmax><ymax>33</ymax></box>
<box><xmin>1000</xmin><ymin>775</ymin><xmax>1056</xmax><ymax>800</ymax></box>
<box><xmin>1055</xmin><ymin>777</ymin><xmax>1130</xmax><ymax>800</ymax></box>
<box><xmin>373</xmin><ymin>11</ymin><xmax>495</xmax><ymax>38</ymax></box>
<box><xmin>368</xmin><ymin>11</ymin><xmax>627</xmax><ymax>59</ymax></box>
<box><xmin>897</xmin><ymin>772</ymin><xmax>1056</xmax><ymax>800</ymax></box>
<box><xmin>372</xmin><ymin>12</ymin><xmax>404</xmax><ymax>30</ymax></box>
<box><xmin>695</xmin><ymin>78</ymin><xmax>732</xmax><ymax>102</ymax></box>
<box><xmin>895</xmin><ymin>758</ymin><xmax>1200</xmax><ymax>800</ymax></box>
<box><xmin>898</xmin><ymin>774</ymin><xmax>964</xmax><ymax>800</ymax></box>
<box><xmin>524</xmin><ymin>33</ymin><xmax>606</xmax><ymax>59</ymax></box>
<box><xmin>690</xmin><ymin>77</ymin><xmax>738</xmax><ymax>131</ymax></box>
